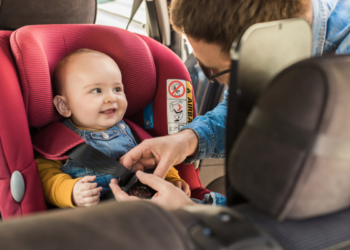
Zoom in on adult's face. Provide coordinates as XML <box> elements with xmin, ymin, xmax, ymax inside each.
<box><xmin>187</xmin><ymin>36</ymin><xmax>231</xmax><ymax>85</ymax></box>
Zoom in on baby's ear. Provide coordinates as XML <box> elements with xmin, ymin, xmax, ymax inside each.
<box><xmin>53</xmin><ymin>95</ymin><xmax>71</xmax><ymax>118</ymax></box>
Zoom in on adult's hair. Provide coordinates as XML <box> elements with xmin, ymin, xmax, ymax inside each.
<box><xmin>51</xmin><ymin>48</ymin><xmax>108</xmax><ymax>96</ymax></box>
<box><xmin>170</xmin><ymin>0</ymin><xmax>311</xmax><ymax>54</ymax></box>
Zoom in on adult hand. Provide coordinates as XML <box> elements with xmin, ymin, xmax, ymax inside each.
<box><xmin>171</xmin><ymin>180</ymin><xmax>191</xmax><ymax>197</ymax></box>
<box><xmin>119</xmin><ymin>129</ymin><xmax>198</xmax><ymax>178</ymax></box>
<box><xmin>72</xmin><ymin>176</ymin><xmax>102</xmax><ymax>207</ymax></box>
<box><xmin>109</xmin><ymin>171</ymin><xmax>196</xmax><ymax>210</ymax></box>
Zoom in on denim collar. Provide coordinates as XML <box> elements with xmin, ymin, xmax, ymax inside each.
<box><xmin>62</xmin><ymin>119</ymin><xmax>126</xmax><ymax>137</ymax></box>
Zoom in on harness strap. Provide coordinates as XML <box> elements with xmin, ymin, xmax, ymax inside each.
<box><xmin>67</xmin><ymin>143</ymin><xmax>134</xmax><ymax>187</ymax></box>
<box><xmin>32</xmin><ymin>120</ymin><xmax>155</xmax><ymax>194</ymax></box>
<box><xmin>67</xmin><ymin>143</ymin><xmax>155</xmax><ymax>195</ymax></box>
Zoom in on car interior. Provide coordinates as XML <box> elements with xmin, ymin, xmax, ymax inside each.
<box><xmin>0</xmin><ymin>0</ymin><xmax>350</xmax><ymax>249</ymax></box>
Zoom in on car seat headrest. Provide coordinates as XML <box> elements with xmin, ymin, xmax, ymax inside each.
<box><xmin>10</xmin><ymin>24</ymin><xmax>156</xmax><ymax>128</ymax></box>
<box><xmin>228</xmin><ymin>55</ymin><xmax>350</xmax><ymax>221</ymax></box>
<box><xmin>0</xmin><ymin>0</ymin><xmax>96</xmax><ymax>30</ymax></box>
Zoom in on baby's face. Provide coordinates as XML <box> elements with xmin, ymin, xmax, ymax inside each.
<box><xmin>60</xmin><ymin>53</ymin><xmax>127</xmax><ymax>130</ymax></box>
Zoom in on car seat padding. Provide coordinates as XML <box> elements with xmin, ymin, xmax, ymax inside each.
<box><xmin>0</xmin><ymin>31</ymin><xmax>46</xmax><ymax>219</ymax></box>
<box><xmin>10</xmin><ymin>25</ymin><xmax>157</xmax><ymax>128</ymax></box>
<box><xmin>1</xmin><ymin>25</ymin><xmax>210</xmax><ymax>219</ymax></box>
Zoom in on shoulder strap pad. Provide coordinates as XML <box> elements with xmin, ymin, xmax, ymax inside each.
<box><xmin>32</xmin><ymin>122</ymin><xmax>85</xmax><ymax>160</ymax></box>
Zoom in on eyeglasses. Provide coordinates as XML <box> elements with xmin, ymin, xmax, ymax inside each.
<box><xmin>197</xmin><ymin>59</ymin><xmax>230</xmax><ymax>82</ymax></box>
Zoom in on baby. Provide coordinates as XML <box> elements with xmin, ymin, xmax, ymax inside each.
<box><xmin>36</xmin><ymin>49</ymin><xmax>190</xmax><ymax>208</ymax></box>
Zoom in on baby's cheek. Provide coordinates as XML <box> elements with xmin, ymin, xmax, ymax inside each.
<box><xmin>119</xmin><ymin>101</ymin><xmax>128</xmax><ymax>115</ymax></box>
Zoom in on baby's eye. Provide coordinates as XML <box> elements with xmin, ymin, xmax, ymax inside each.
<box><xmin>114</xmin><ymin>87</ymin><xmax>122</xmax><ymax>92</ymax></box>
<box><xmin>91</xmin><ymin>88</ymin><xmax>101</xmax><ymax>93</ymax></box>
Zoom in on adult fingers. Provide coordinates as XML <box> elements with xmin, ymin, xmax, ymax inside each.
<box><xmin>130</xmin><ymin>162</ymin><xmax>145</xmax><ymax>172</ymax></box>
<box><xmin>136</xmin><ymin>158</ymin><xmax>159</xmax><ymax>169</ymax></box>
<box><xmin>120</xmin><ymin>144</ymin><xmax>149</xmax><ymax>169</ymax></box>
<box><xmin>80</xmin><ymin>175</ymin><xmax>96</xmax><ymax>183</ymax></box>
<box><xmin>136</xmin><ymin>171</ymin><xmax>172</xmax><ymax>192</ymax></box>
<box><xmin>153</xmin><ymin>156</ymin><xmax>174</xmax><ymax>179</ymax></box>
<box><xmin>109</xmin><ymin>181</ymin><xmax>139</xmax><ymax>202</ymax></box>
<box><xmin>81</xmin><ymin>187</ymin><xmax>102</xmax><ymax>198</ymax></box>
<box><xmin>110</xmin><ymin>178</ymin><xmax>118</xmax><ymax>184</ymax></box>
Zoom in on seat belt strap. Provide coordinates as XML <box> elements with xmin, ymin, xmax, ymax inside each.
<box><xmin>126</xmin><ymin>0</ymin><xmax>143</xmax><ymax>30</ymax></box>
<box><xmin>145</xmin><ymin>0</ymin><xmax>161</xmax><ymax>42</ymax></box>
<box><xmin>67</xmin><ymin>142</ymin><xmax>156</xmax><ymax>196</ymax></box>
<box><xmin>67</xmin><ymin>143</ymin><xmax>134</xmax><ymax>187</ymax></box>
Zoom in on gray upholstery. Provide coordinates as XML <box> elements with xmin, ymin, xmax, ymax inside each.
<box><xmin>0</xmin><ymin>200</ymin><xmax>198</xmax><ymax>250</ymax></box>
<box><xmin>229</xmin><ymin>55</ymin><xmax>350</xmax><ymax>220</ymax></box>
<box><xmin>236</xmin><ymin>204</ymin><xmax>350</xmax><ymax>250</ymax></box>
<box><xmin>0</xmin><ymin>0</ymin><xmax>96</xmax><ymax>30</ymax></box>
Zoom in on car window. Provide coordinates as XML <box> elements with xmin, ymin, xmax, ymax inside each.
<box><xmin>95</xmin><ymin>0</ymin><xmax>147</xmax><ymax>36</ymax></box>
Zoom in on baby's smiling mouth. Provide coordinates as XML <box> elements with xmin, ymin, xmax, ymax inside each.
<box><xmin>100</xmin><ymin>108</ymin><xmax>117</xmax><ymax>114</ymax></box>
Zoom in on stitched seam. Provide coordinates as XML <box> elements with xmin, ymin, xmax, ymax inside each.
<box><xmin>317</xmin><ymin>0</ymin><xmax>327</xmax><ymax>55</ymax></box>
<box><xmin>212</xmin><ymin>153</ymin><xmax>225</xmax><ymax>159</ymax></box>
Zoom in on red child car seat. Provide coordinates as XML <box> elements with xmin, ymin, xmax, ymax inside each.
<box><xmin>0</xmin><ymin>31</ymin><xmax>48</xmax><ymax>220</ymax></box>
<box><xmin>0</xmin><ymin>24</ymin><xmax>211</xmax><ymax>220</ymax></box>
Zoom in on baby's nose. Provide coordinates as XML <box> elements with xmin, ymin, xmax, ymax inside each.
<box><xmin>104</xmin><ymin>93</ymin><xmax>117</xmax><ymax>103</ymax></box>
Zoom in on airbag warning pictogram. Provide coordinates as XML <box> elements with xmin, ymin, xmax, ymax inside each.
<box><xmin>167</xmin><ymin>79</ymin><xmax>194</xmax><ymax>135</ymax></box>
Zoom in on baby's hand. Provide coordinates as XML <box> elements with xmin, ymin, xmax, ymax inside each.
<box><xmin>72</xmin><ymin>176</ymin><xmax>103</xmax><ymax>207</ymax></box>
<box><xmin>171</xmin><ymin>180</ymin><xmax>191</xmax><ymax>197</ymax></box>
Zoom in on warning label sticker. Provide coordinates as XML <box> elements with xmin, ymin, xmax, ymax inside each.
<box><xmin>167</xmin><ymin>79</ymin><xmax>194</xmax><ymax>135</ymax></box>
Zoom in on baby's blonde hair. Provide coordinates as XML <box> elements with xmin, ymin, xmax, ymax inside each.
<box><xmin>51</xmin><ymin>48</ymin><xmax>109</xmax><ymax>95</ymax></box>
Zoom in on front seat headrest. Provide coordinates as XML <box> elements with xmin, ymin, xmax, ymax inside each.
<box><xmin>228</xmin><ymin>55</ymin><xmax>350</xmax><ymax>221</ymax></box>
<box><xmin>0</xmin><ymin>0</ymin><xmax>96</xmax><ymax>30</ymax></box>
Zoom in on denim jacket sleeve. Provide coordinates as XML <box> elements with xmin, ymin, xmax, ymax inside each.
<box><xmin>313</xmin><ymin>0</ymin><xmax>350</xmax><ymax>55</ymax></box>
<box><xmin>327</xmin><ymin>0</ymin><xmax>350</xmax><ymax>55</ymax></box>
<box><xmin>180</xmin><ymin>88</ymin><xmax>228</xmax><ymax>164</ymax></box>
<box><xmin>336</xmin><ymin>33</ymin><xmax>350</xmax><ymax>54</ymax></box>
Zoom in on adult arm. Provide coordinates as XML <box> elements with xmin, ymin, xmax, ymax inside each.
<box><xmin>180</xmin><ymin>88</ymin><xmax>228</xmax><ymax>163</ymax></box>
<box><xmin>120</xmin><ymin>89</ymin><xmax>228</xmax><ymax>178</ymax></box>
<box><xmin>336</xmin><ymin>32</ymin><xmax>350</xmax><ymax>54</ymax></box>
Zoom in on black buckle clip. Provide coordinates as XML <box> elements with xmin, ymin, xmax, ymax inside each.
<box><xmin>120</xmin><ymin>171</ymin><xmax>156</xmax><ymax>199</ymax></box>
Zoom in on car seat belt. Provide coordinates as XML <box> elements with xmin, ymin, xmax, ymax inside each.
<box><xmin>145</xmin><ymin>0</ymin><xmax>161</xmax><ymax>42</ymax></box>
<box><xmin>32</xmin><ymin>122</ymin><xmax>155</xmax><ymax>198</ymax></box>
<box><xmin>67</xmin><ymin>142</ymin><xmax>156</xmax><ymax>198</ymax></box>
<box><xmin>126</xmin><ymin>0</ymin><xmax>143</xmax><ymax>30</ymax></box>
<box><xmin>67</xmin><ymin>143</ymin><xmax>138</xmax><ymax>192</ymax></box>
